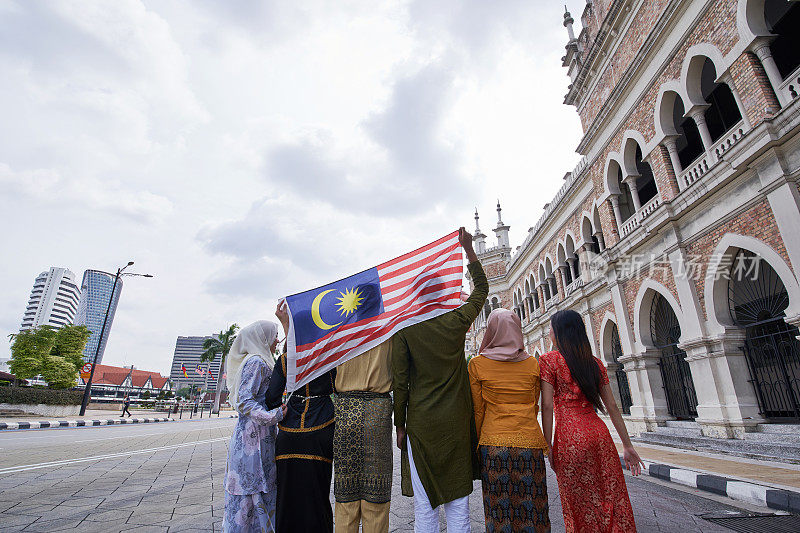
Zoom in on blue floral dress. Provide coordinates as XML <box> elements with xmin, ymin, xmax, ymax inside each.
<box><xmin>223</xmin><ymin>357</ymin><xmax>284</xmax><ymax>533</ymax></box>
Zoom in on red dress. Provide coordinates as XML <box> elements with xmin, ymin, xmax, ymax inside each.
<box><xmin>539</xmin><ymin>351</ymin><xmax>636</xmax><ymax>533</ymax></box>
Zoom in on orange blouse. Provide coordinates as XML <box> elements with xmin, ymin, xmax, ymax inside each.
<box><xmin>467</xmin><ymin>355</ymin><xmax>548</xmax><ymax>451</ymax></box>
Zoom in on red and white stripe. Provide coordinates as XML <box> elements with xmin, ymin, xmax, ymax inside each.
<box><xmin>286</xmin><ymin>231</ymin><xmax>463</xmax><ymax>391</ymax></box>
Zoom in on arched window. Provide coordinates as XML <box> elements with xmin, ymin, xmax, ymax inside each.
<box><xmin>634</xmin><ymin>145</ymin><xmax>657</xmax><ymax>204</ymax></box>
<box><xmin>765</xmin><ymin>0</ymin><xmax>800</xmax><ymax>80</ymax></box>
<box><xmin>650</xmin><ymin>293</ymin><xmax>698</xmax><ymax>419</ymax></box>
<box><xmin>610</xmin><ymin>324</ymin><xmax>632</xmax><ymax>415</ymax></box>
<box><xmin>616</xmin><ymin>164</ymin><xmax>636</xmax><ymax>220</ymax></box>
<box><xmin>700</xmin><ymin>58</ymin><xmax>742</xmax><ymax>142</ymax></box>
<box><xmin>670</xmin><ymin>93</ymin><xmax>705</xmax><ymax>168</ymax></box>
<box><xmin>728</xmin><ymin>250</ymin><xmax>800</xmax><ymax>419</ymax></box>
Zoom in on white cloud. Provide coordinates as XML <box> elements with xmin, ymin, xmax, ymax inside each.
<box><xmin>0</xmin><ymin>1</ymin><xmax>584</xmax><ymax>374</ymax></box>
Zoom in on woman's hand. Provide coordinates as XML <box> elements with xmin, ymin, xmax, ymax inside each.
<box><xmin>280</xmin><ymin>404</ymin><xmax>288</xmax><ymax>418</ymax></box>
<box><xmin>547</xmin><ymin>449</ymin><xmax>555</xmax><ymax>471</ymax></box>
<box><xmin>275</xmin><ymin>300</ymin><xmax>290</xmax><ymax>334</ymax></box>
<box><xmin>623</xmin><ymin>445</ymin><xmax>645</xmax><ymax>476</ymax></box>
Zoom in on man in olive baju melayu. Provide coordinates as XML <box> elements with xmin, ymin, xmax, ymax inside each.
<box><xmin>392</xmin><ymin>228</ymin><xmax>488</xmax><ymax>532</ymax></box>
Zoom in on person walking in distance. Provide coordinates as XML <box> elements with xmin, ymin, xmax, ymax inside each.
<box><xmin>122</xmin><ymin>395</ymin><xmax>132</xmax><ymax>417</ymax></box>
<box><xmin>392</xmin><ymin>227</ymin><xmax>488</xmax><ymax>533</ymax></box>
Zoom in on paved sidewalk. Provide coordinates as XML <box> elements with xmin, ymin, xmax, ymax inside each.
<box><xmin>615</xmin><ymin>440</ymin><xmax>800</xmax><ymax>513</ymax></box>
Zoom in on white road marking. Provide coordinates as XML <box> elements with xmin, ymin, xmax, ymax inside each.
<box><xmin>0</xmin><ymin>419</ymin><xmax>233</xmax><ymax>442</ymax></box>
<box><xmin>0</xmin><ymin>437</ymin><xmax>229</xmax><ymax>474</ymax></box>
<box><xmin>72</xmin><ymin>427</ymin><xmax>212</xmax><ymax>443</ymax></box>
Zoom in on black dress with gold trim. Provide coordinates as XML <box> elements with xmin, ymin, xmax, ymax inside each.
<box><xmin>266</xmin><ymin>353</ymin><xmax>336</xmax><ymax>533</ymax></box>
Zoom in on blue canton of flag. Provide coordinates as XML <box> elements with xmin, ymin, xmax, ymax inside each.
<box><xmin>286</xmin><ymin>268</ymin><xmax>384</xmax><ymax>347</ymax></box>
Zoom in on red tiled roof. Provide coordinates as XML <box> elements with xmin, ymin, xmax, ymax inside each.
<box><xmin>90</xmin><ymin>364</ymin><xmax>170</xmax><ymax>389</ymax></box>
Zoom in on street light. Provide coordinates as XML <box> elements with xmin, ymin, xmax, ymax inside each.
<box><xmin>79</xmin><ymin>262</ymin><xmax>153</xmax><ymax>416</ymax></box>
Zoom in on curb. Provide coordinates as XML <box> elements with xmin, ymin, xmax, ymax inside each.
<box><xmin>627</xmin><ymin>456</ymin><xmax>800</xmax><ymax>514</ymax></box>
<box><xmin>0</xmin><ymin>417</ymin><xmax>173</xmax><ymax>430</ymax></box>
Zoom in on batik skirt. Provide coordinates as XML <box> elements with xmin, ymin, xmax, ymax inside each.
<box><xmin>332</xmin><ymin>391</ymin><xmax>393</xmax><ymax>504</ymax></box>
<box><xmin>479</xmin><ymin>445</ymin><xmax>550</xmax><ymax>533</ymax></box>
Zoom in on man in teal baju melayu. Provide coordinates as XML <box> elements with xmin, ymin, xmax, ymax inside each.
<box><xmin>392</xmin><ymin>227</ymin><xmax>488</xmax><ymax>532</ymax></box>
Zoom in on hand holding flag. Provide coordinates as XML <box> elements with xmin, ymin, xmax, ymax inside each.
<box><xmin>281</xmin><ymin>230</ymin><xmax>466</xmax><ymax>391</ymax></box>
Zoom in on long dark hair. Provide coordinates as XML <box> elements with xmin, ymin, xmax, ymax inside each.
<box><xmin>550</xmin><ymin>309</ymin><xmax>604</xmax><ymax>412</ymax></box>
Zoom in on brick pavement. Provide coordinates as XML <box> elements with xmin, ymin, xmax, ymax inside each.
<box><xmin>0</xmin><ymin>419</ymin><xmax>767</xmax><ymax>532</ymax></box>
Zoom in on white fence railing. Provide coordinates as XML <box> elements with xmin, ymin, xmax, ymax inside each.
<box><xmin>620</xmin><ymin>194</ymin><xmax>661</xmax><ymax>237</ymax></box>
<box><xmin>679</xmin><ymin>120</ymin><xmax>746</xmax><ymax>191</ymax></box>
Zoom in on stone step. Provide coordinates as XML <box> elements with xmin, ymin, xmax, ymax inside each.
<box><xmin>743</xmin><ymin>431</ymin><xmax>800</xmax><ymax>444</ymax></box>
<box><xmin>650</xmin><ymin>426</ymin><xmax>703</xmax><ymax>438</ymax></box>
<box><xmin>633</xmin><ymin>432</ymin><xmax>800</xmax><ymax>464</ymax></box>
<box><xmin>664</xmin><ymin>420</ymin><xmax>700</xmax><ymax>429</ymax></box>
<box><xmin>755</xmin><ymin>423</ymin><xmax>800</xmax><ymax>435</ymax></box>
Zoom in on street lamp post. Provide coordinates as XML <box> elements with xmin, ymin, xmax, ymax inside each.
<box><xmin>79</xmin><ymin>262</ymin><xmax>152</xmax><ymax>416</ymax></box>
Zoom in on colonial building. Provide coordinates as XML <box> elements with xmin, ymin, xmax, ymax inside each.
<box><xmin>78</xmin><ymin>364</ymin><xmax>172</xmax><ymax>399</ymax></box>
<box><xmin>470</xmin><ymin>0</ymin><xmax>800</xmax><ymax>452</ymax></box>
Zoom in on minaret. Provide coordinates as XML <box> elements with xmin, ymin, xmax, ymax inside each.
<box><xmin>494</xmin><ymin>201</ymin><xmax>510</xmax><ymax>249</ymax></box>
<box><xmin>563</xmin><ymin>6</ymin><xmax>576</xmax><ymax>41</ymax></box>
<box><xmin>473</xmin><ymin>208</ymin><xmax>487</xmax><ymax>254</ymax></box>
<box><xmin>562</xmin><ymin>5</ymin><xmax>582</xmax><ymax>86</ymax></box>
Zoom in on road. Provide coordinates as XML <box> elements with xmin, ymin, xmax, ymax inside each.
<box><xmin>0</xmin><ymin>418</ymin><xmax>755</xmax><ymax>532</ymax></box>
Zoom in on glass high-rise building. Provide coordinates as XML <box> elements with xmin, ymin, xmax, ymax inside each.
<box><xmin>169</xmin><ymin>336</ymin><xmax>224</xmax><ymax>392</ymax></box>
<box><xmin>20</xmin><ymin>267</ymin><xmax>81</xmax><ymax>331</ymax></box>
<box><xmin>75</xmin><ymin>270</ymin><xmax>124</xmax><ymax>365</ymax></box>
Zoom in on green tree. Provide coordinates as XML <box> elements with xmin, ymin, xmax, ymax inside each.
<box><xmin>51</xmin><ymin>325</ymin><xmax>91</xmax><ymax>371</ymax></box>
<box><xmin>8</xmin><ymin>325</ymin><xmax>91</xmax><ymax>389</ymax></box>
<box><xmin>8</xmin><ymin>327</ymin><xmax>58</xmax><ymax>380</ymax></box>
<box><xmin>202</xmin><ymin>324</ymin><xmax>238</xmax><ymax>413</ymax></box>
<box><xmin>141</xmin><ymin>390</ymin><xmax>151</xmax><ymax>400</ymax></box>
<box><xmin>176</xmin><ymin>387</ymin><xmax>192</xmax><ymax>399</ymax></box>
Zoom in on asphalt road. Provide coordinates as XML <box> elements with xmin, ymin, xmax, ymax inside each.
<box><xmin>0</xmin><ymin>418</ymin><xmax>759</xmax><ymax>532</ymax></box>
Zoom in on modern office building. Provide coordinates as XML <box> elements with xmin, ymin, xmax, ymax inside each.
<box><xmin>467</xmin><ymin>0</ymin><xmax>800</xmax><ymax>458</ymax></box>
<box><xmin>169</xmin><ymin>336</ymin><xmax>224</xmax><ymax>392</ymax></box>
<box><xmin>74</xmin><ymin>270</ymin><xmax>124</xmax><ymax>365</ymax></box>
<box><xmin>19</xmin><ymin>267</ymin><xmax>81</xmax><ymax>331</ymax></box>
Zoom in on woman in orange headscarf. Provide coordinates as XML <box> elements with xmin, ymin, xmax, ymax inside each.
<box><xmin>468</xmin><ymin>308</ymin><xmax>550</xmax><ymax>533</ymax></box>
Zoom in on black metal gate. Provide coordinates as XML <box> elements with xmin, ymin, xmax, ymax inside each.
<box><xmin>729</xmin><ymin>250</ymin><xmax>800</xmax><ymax>420</ymax></box>
<box><xmin>610</xmin><ymin>324</ymin><xmax>633</xmax><ymax>414</ymax></box>
<box><xmin>651</xmin><ymin>293</ymin><xmax>698</xmax><ymax>419</ymax></box>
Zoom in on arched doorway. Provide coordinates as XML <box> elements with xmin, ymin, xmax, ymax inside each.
<box><xmin>610</xmin><ymin>323</ymin><xmax>632</xmax><ymax>414</ymax></box>
<box><xmin>728</xmin><ymin>250</ymin><xmax>800</xmax><ymax>419</ymax></box>
<box><xmin>651</xmin><ymin>293</ymin><xmax>698</xmax><ymax>419</ymax></box>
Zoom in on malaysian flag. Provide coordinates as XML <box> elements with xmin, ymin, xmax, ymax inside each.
<box><xmin>284</xmin><ymin>230</ymin><xmax>464</xmax><ymax>391</ymax></box>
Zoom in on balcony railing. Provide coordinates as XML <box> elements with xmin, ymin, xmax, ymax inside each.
<box><xmin>620</xmin><ymin>194</ymin><xmax>661</xmax><ymax>237</ymax></box>
<box><xmin>778</xmin><ymin>65</ymin><xmax>800</xmax><ymax>105</ymax></box>
<box><xmin>564</xmin><ymin>278</ymin><xmax>583</xmax><ymax>296</ymax></box>
<box><xmin>678</xmin><ymin>120</ymin><xmax>746</xmax><ymax>191</ymax></box>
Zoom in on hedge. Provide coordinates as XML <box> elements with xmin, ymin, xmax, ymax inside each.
<box><xmin>0</xmin><ymin>386</ymin><xmax>83</xmax><ymax>406</ymax></box>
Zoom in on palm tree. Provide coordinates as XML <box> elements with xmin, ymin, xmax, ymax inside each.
<box><xmin>202</xmin><ymin>323</ymin><xmax>239</xmax><ymax>414</ymax></box>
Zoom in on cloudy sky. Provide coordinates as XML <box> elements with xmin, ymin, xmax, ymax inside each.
<box><xmin>0</xmin><ymin>0</ymin><xmax>583</xmax><ymax>375</ymax></box>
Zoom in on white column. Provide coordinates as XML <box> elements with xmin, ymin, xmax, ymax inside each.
<box><xmin>593</xmin><ymin>230</ymin><xmax>605</xmax><ymax>251</ymax></box>
<box><xmin>753</xmin><ymin>40</ymin><xmax>788</xmax><ymax>107</ymax></box>
<box><xmin>687</xmin><ymin>107</ymin><xmax>714</xmax><ymax>153</ymax></box>
<box><xmin>757</xmin><ymin>151</ymin><xmax>800</xmax><ymax>291</ymax></box>
<box><xmin>663</xmin><ymin>136</ymin><xmax>683</xmax><ymax>175</ymax></box>
<box><xmin>622</xmin><ymin>174</ymin><xmax>642</xmax><ymax>211</ymax></box>
<box><xmin>609</xmin><ymin>195</ymin><xmax>624</xmax><ymax>231</ymax></box>
<box><xmin>566</xmin><ymin>257</ymin><xmax>577</xmax><ymax>280</ymax></box>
